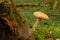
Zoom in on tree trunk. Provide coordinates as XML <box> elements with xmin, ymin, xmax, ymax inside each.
<box><xmin>0</xmin><ymin>0</ymin><xmax>35</xmax><ymax>40</ymax></box>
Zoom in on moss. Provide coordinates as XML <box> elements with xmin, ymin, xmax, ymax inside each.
<box><xmin>9</xmin><ymin>0</ymin><xmax>23</xmax><ymax>26</ymax></box>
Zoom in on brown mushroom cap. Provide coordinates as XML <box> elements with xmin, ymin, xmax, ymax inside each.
<box><xmin>33</xmin><ymin>11</ymin><xmax>49</xmax><ymax>20</ymax></box>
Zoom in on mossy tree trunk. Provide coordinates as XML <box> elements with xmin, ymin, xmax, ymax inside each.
<box><xmin>0</xmin><ymin>0</ymin><xmax>35</xmax><ymax>40</ymax></box>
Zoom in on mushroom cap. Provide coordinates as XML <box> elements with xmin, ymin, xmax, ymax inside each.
<box><xmin>33</xmin><ymin>11</ymin><xmax>49</xmax><ymax>20</ymax></box>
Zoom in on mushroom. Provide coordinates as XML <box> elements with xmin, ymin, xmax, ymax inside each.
<box><xmin>32</xmin><ymin>11</ymin><xmax>49</xmax><ymax>31</ymax></box>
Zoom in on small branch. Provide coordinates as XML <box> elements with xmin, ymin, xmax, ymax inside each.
<box><xmin>16</xmin><ymin>4</ymin><xmax>38</xmax><ymax>7</ymax></box>
<box><xmin>53</xmin><ymin>0</ymin><xmax>58</xmax><ymax>9</ymax></box>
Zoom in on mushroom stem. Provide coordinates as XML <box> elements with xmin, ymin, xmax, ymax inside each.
<box><xmin>32</xmin><ymin>19</ymin><xmax>41</xmax><ymax>31</ymax></box>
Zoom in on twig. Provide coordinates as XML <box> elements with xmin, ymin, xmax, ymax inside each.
<box><xmin>53</xmin><ymin>0</ymin><xmax>58</xmax><ymax>9</ymax></box>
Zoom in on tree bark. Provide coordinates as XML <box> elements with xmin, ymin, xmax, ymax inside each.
<box><xmin>0</xmin><ymin>0</ymin><xmax>35</xmax><ymax>40</ymax></box>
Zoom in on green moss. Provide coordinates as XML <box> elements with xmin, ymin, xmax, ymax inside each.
<box><xmin>9</xmin><ymin>0</ymin><xmax>23</xmax><ymax>26</ymax></box>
